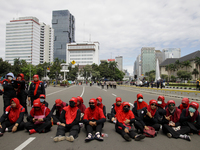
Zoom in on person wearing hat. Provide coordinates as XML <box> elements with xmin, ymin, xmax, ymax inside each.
<box><xmin>24</xmin><ymin>98</ymin><xmax>52</xmax><ymax>134</ymax></box>
<box><xmin>2</xmin><ymin>72</ymin><xmax>17</xmax><ymax>111</ymax></box>
<box><xmin>180</xmin><ymin>101</ymin><xmax>200</xmax><ymax>135</ymax></box>
<box><xmin>50</xmin><ymin>99</ymin><xmax>68</xmax><ymax>125</ymax></box>
<box><xmin>83</xmin><ymin>98</ymin><xmax>106</xmax><ymax>142</ymax></box>
<box><xmin>157</xmin><ymin>95</ymin><xmax>167</xmax><ymax>124</ymax></box>
<box><xmin>39</xmin><ymin>94</ymin><xmax>48</xmax><ymax>107</ymax></box>
<box><xmin>107</xmin><ymin>97</ymin><xmax>123</xmax><ymax>123</ymax></box>
<box><xmin>28</xmin><ymin>75</ymin><xmax>45</xmax><ymax>106</ymax></box>
<box><xmin>53</xmin><ymin>97</ymin><xmax>81</xmax><ymax>142</ymax></box>
<box><xmin>96</xmin><ymin>96</ymin><xmax>106</xmax><ymax>117</ymax></box>
<box><xmin>178</xmin><ymin>98</ymin><xmax>190</xmax><ymax>112</ymax></box>
<box><xmin>0</xmin><ymin>98</ymin><xmax>25</xmax><ymax>137</ymax></box>
<box><xmin>162</xmin><ymin>100</ymin><xmax>191</xmax><ymax>141</ymax></box>
<box><xmin>134</xmin><ymin>99</ymin><xmax>160</xmax><ymax>133</ymax></box>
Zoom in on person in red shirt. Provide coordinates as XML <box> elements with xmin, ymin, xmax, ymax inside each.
<box><xmin>162</xmin><ymin>100</ymin><xmax>191</xmax><ymax>141</ymax></box>
<box><xmin>54</xmin><ymin>97</ymin><xmax>81</xmax><ymax>142</ymax></box>
<box><xmin>157</xmin><ymin>95</ymin><xmax>167</xmax><ymax>123</ymax></box>
<box><xmin>96</xmin><ymin>96</ymin><xmax>106</xmax><ymax>117</ymax></box>
<box><xmin>178</xmin><ymin>98</ymin><xmax>190</xmax><ymax>112</ymax></box>
<box><xmin>0</xmin><ymin>98</ymin><xmax>25</xmax><ymax>136</ymax></box>
<box><xmin>24</xmin><ymin>98</ymin><xmax>52</xmax><ymax>134</ymax></box>
<box><xmin>77</xmin><ymin>96</ymin><xmax>86</xmax><ymax>114</ymax></box>
<box><xmin>83</xmin><ymin>98</ymin><xmax>106</xmax><ymax>142</ymax></box>
<box><xmin>115</xmin><ymin>102</ymin><xmax>145</xmax><ymax>141</ymax></box>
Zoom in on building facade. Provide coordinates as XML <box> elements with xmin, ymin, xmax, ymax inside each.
<box><xmin>66</xmin><ymin>42</ymin><xmax>99</xmax><ymax>66</ymax></box>
<box><xmin>115</xmin><ymin>56</ymin><xmax>123</xmax><ymax>71</ymax></box>
<box><xmin>141</xmin><ymin>47</ymin><xmax>156</xmax><ymax>75</ymax></box>
<box><xmin>52</xmin><ymin>10</ymin><xmax>75</xmax><ymax>62</ymax></box>
<box><xmin>155</xmin><ymin>50</ymin><xmax>163</xmax><ymax>64</ymax></box>
<box><xmin>40</xmin><ymin>23</ymin><xmax>54</xmax><ymax>64</ymax></box>
<box><xmin>5</xmin><ymin>17</ymin><xmax>40</xmax><ymax>65</ymax></box>
<box><xmin>162</xmin><ymin>48</ymin><xmax>181</xmax><ymax>61</ymax></box>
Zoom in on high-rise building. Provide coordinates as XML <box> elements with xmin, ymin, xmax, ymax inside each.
<box><xmin>136</xmin><ymin>54</ymin><xmax>141</xmax><ymax>77</ymax></box>
<box><xmin>162</xmin><ymin>48</ymin><xmax>181</xmax><ymax>60</ymax></box>
<box><xmin>5</xmin><ymin>17</ymin><xmax>40</xmax><ymax>65</ymax></box>
<box><xmin>52</xmin><ymin>10</ymin><xmax>75</xmax><ymax>62</ymax></box>
<box><xmin>66</xmin><ymin>41</ymin><xmax>99</xmax><ymax>66</ymax></box>
<box><xmin>40</xmin><ymin>23</ymin><xmax>54</xmax><ymax>64</ymax></box>
<box><xmin>141</xmin><ymin>47</ymin><xmax>156</xmax><ymax>75</ymax></box>
<box><xmin>155</xmin><ymin>50</ymin><xmax>163</xmax><ymax>64</ymax></box>
<box><xmin>115</xmin><ymin>56</ymin><xmax>123</xmax><ymax>71</ymax></box>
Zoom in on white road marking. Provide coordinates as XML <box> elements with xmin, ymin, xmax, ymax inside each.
<box><xmin>14</xmin><ymin>137</ymin><xmax>35</xmax><ymax>150</ymax></box>
<box><xmin>103</xmin><ymin>89</ymin><xmax>107</xmax><ymax>92</ymax></box>
<box><xmin>112</xmin><ymin>93</ymin><xmax>117</xmax><ymax>97</ymax></box>
<box><xmin>46</xmin><ymin>86</ymin><xmax>73</xmax><ymax>96</ymax></box>
<box><xmin>80</xmin><ymin>86</ymin><xmax>85</xmax><ymax>97</ymax></box>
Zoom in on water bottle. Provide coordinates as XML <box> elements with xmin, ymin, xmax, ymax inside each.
<box><xmin>101</xmin><ymin>133</ymin><xmax>108</xmax><ymax>137</ymax></box>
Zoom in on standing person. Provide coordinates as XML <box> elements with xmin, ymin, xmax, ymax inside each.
<box><xmin>160</xmin><ymin>79</ymin><xmax>163</xmax><ymax>89</ymax></box>
<box><xmin>53</xmin><ymin>97</ymin><xmax>81</xmax><ymax>142</ymax></box>
<box><xmin>178</xmin><ymin>98</ymin><xmax>190</xmax><ymax>112</ymax></box>
<box><xmin>196</xmin><ymin>79</ymin><xmax>200</xmax><ymax>90</ymax></box>
<box><xmin>115</xmin><ymin>102</ymin><xmax>145</xmax><ymax>141</ymax></box>
<box><xmin>77</xmin><ymin>96</ymin><xmax>86</xmax><ymax>114</ymax></box>
<box><xmin>157</xmin><ymin>80</ymin><xmax>160</xmax><ymax>89</ymax></box>
<box><xmin>15</xmin><ymin>73</ymin><xmax>28</xmax><ymax>115</ymax></box>
<box><xmin>101</xmin><ymin>81</ymin><xmax>104</xmax><ymax>89</ymax></box>
<box><xmin>0</xmin><ymin>98</ymin><xmax>25</xmax><ymax>136</ymax></box>
<box><xmin>28</xmin><ymin>75</ymin><xmax>45</xmax><ymax>106</ymax></box>
<box><xmin>24</xmin><ymin>99</ymin><xmax>52</xmax><ymax>134</ymax></box>
<box><xmin>106</xmin><ymin>81</ymin><xmax>109</xmax><ymax>89</ymax></box>
<box><xmin>180</xmin><ymin>102</ymin><xmax>200</xmax><ymax>135</ymax></box>
<box><xmin>162</xmin><ymin>100</ymin><xmax>191</xmax><ymax>141</ymax></box>
<box><xmin>51</xmin><ymin>99</ymin><xmax>68</xmax><ymax>125</ymax></box>
<box><xmin>151</xmin><ymin>80</ymin><xmax>154</xmax><ymax>88</ymax></box>
<box><xmin>107</xmin><ymin>97</ymin><xmax>123</xmax><ymax>123</ymax></box>
<box><xmin>134</xmin><ymin>100</ymin><xmax>160</xmax><ymax>134</ymax></box>
<box><xmin>96</xmin><ymin>96</ymin><xmax>106</xmax><ymax>117</ymax></box>
<box><xmin>2</xmin><ymin>73</ymin><xmax>17</xmax><ymax>111</ymax></box>
<box><xmin>83</xmin><ymin>98</ymin><xmax>106</xmax><ymax>142</ymax></box>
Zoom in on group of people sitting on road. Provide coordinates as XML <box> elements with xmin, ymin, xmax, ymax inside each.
<box><xmin>0</xmin><ymin>72</ymin><xmax>200</xmax><ymax>143</ymax></box>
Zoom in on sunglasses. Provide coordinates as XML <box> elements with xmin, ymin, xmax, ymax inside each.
<box><xmin>151</xmin><ymin>104</ymin><xmax>157</xmax><ymax>106</ymax></box>
<box><xmin>89</xmin><ymin>102</ymin><xmax>94</xmax><ymax>105</ymax></box>
<box><xmin>169</xmin><ymin>104</ymin><xmax>175</xmax><ymax>107</ymax></box>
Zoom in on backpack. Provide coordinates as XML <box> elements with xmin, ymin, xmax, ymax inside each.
<box><xmin>143</xmin><ymin>126</ymin><xmax>156</xmax><ymax>137</ymax></box>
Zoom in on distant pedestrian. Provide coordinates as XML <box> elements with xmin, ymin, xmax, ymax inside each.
<box><xmin>196</xmin><ymin>79</ymin><xmax>200</xmax><ymax>90</ymax></box>
<box><xmin>157</xmin><ymin>80</ymin><xmax>160</xmax><ymax>89</ymax></box>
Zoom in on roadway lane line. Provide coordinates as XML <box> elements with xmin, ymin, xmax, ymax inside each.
<box><xmin>80</xmin><ymin>86</ymin><xmax>85</xmax><ymax>97</ymax></box>
<box><xmin>46</xmin><ymin>86</ymin><xmax>74</xmax><ymax>96</ymax></box>
<box><xmin>103</xmin><ymin>89</ymin><xmax>107</xmax><ymax>92</ymax></box>
<box><xmin>112</xmin><ymin>93</ymin><xmax>117</xmax><ymax>97</ymax></box>
<box><xmin>14</xmin><ymin>137</ymin><xmax>35</xmax><ymax>150</ymax></box>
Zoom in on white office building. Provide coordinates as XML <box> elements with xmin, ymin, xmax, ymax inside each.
<box><xmin>162</xmin><ymin>48</ymin><xmax>181</xmax><ymax>60</ymax></box>
<box><xmin>66</xmin><ymin>42</ymin><xmax>99</xmax><ymax>66</ymax></box>
<box><xmin>115</xmin><ymin>56</ymin><xmax>123</xmax><ymax>71</ymax></box>
<box><xmin>40</xmin><ymin>23</ymin><xmax>54</xmax><ymax>64</ymax></box>
<box><xmin>5</xmin><ymin>17</ymin><xmax>40</xmax><ymax>65</ymax></box>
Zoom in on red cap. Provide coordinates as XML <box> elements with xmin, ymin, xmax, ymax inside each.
<box><xmin>157</xmin><ymin>95</ymin><xmax>165</xmax><ymax>101</ymax></box>
<box><xmin>116</xmin><ymin>97</ymin><xmax>122</xmax><ymax>103</ymax></box>
<box><xmin>122</xmin><ymin>102</ymin><xmax>130</xmax><ymax>107</ymax></box>
<box><xmin>17</xmin><ymin>73</ymin><xmax>24</xmax><ymax>79</ymax></box>
<box><xmin>167</xmin><ymin>100</ymin><xmax>175</xmax><ymax>106</ymax></box>
<box><xmin>182</xmin><ymin>98</ymin><xmax>189</xmax><ymax>105</ymax></box>
<box><xmin>33</xmin><ymin>74</ymin><xmax>39</xmax><ymax>79</ymax></box>
<box><xmin>77</xmin><ymin>96</ymin><xmax>83</xmax><ymax>103</ymax></box>
<box><xmin>137</xmin><ymin>93</ymin><xmax>143</xmax><ymax>99</ymax></box>
<box><xmin>70</xmin><ymin>97</ymin><xmax>78</xmax><ymax>107</ymax></box>
<box><xmin>96</xmin><ymin>96</ymin><xmax>102</xmax><ymax>102</ymax></box>
<box><xmin>33</xmin><ymin>98</ymin><xmax>41</xmax><ymax>107</ymax></box>
<box><xmin>149</xmin><ymin>99</ymin><xmax>158</xmax><ymax>105</ymax></box>
<box><xmin>190</xmin><ymin>102</ymin><xmax>199</xmax><ymax>110</ymax></box>
<box><xmin>39</xmin><ymin>94</ymin><xmax>46</xmax><ymax>99</ymax></box>
<box><xmin>89</xmin><ymin>98</ymin><xmax>97</xmax><ymax>106</ymax></box>
<box><xmin>55</xmin><ymin>99</ymin><xmax>62</xmax><ymax>106</ymax></box>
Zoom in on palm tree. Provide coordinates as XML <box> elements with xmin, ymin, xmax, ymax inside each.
<box><xmin>175</xmin><ymin>60</ymin><xmax>181</xmax><ymax>71</ymax></box>
<box><xmin>192</xmin><ymin>68</ymin><xmax>199</xmax><ymax>80</ymax></box>
<box><xmin>182</xmin><ymin>60</ymin><xmax>192</xmax><ymax>72</ymax></box>
<box><xmin>194</xmin><ymin>57</ymin><xmax>200</xmax><ymax>78</ymax></box>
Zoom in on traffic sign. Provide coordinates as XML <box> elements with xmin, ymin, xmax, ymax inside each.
<box><xmin>71</xmin><ymin>60</ymin><xmax>76</xmax><ymax>65</ymax></box>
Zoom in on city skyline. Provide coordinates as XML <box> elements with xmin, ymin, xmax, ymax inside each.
<box><xmin>0</xmin><ymin>0</ymin><xmax>200</xmax><ymax>74</ymax></box>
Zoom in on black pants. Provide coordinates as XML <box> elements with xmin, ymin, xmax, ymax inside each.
<box><xmin>52</xmin><ymin>115</ymin><xmax>61</xmax><ymax>125</ymax></box>
<box><xmin>101</xmin><ymin>85</ymin><xmax>104</xmax><ymax>89</ymax></box>
<box><xmin>17</xmin><ymin>93</ymin><xmax>28</xmax><ymax>114</ymax></box>
<box><xmin>30</xmin><ymin>97</ymin><xmax>38</xmax><ymax>106</ymax></box>
<box><xmin>116</xmin><ymin>126</ymin><xmax>137</xmax><ymax>139</ymax></box>
<box><xmin>0</xmin><ymin>120</ymin><xmax>25</xmax><ymax>133</ymax></box>
<box><xmin>107</xmin><ymin>113</ymin><xmax>113</xmax><ymax>122</ymax></box>
<box><xmin>182</xmin><ymin>122</ymin><xmax>200</xmax><ymax>133</ymax></box>
<box><xmin>85</xmin><ymin>124</ymin><xmax>103</xmax><ymax>135</ymax></box>
<box><xmin>134</xmin><ymin>120</ymin><xmax>160</xmax><ymax>132</ymax></box>
<box><xmin>3</xmin><ymin>95</ymin><xmax>12</xmax><ymax>112</ymax></box>
<box><xmin>107</xmin><ymin>85</ymin><xmax>109</xmax><ymax>89</ymax></box>
<box><xmin>56</xmin><ymin>125</ymin><xmax>80</xmax><ymax>138</ymax></box>
<box><xmin>162</xmin><ymin>124</ymin><xmax>190</xmax><ymax>138</ymax></box>
<box><xmin>24</xmin><ymin>121</ymin><xmax>52</xmax><ymax>133</ymax></box>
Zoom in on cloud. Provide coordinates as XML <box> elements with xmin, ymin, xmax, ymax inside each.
<box><xmin>0</xmin><ymin>0</ymin><xmax>200</xmax><ymax>74</ymax></box>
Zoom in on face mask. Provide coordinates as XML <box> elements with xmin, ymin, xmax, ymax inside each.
<box><xmin>157</xmin><ymin>101</ymin><xmax>162</xmax><ymax>105</ymax></box>
<box><xmin>70</xmin><ymin>101</ymin><xmax>75</xmax><ymax>108</ymax></box>
<box><xmin>189</xmin><ymin>107</ymin><xmax>196</xmax><ymax>113</ymax></box>
<box><xmin>40</xmin><ymin>99</ymin><xmax>45</xmax><ymax>103</ymax></box>
<box><xmin>138</xmin><ymin>99</ymin><xmax>143</xmax><ymax>102</ymax></box>
<box><xmin>90</xmin><ymin>105</ymin><xmax>95</xmax><ymax>109</ymax></box>
<box><xmin>8</xmin><ymin>77</ymin><xmax>13</xmax><ymax>80</ymax></box>
<box><xmin>123</xmin><ymin>107</ymin><xmax>130</xmax><ymax>112</ymax></box>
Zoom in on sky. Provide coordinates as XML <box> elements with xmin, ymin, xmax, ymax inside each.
<box><xmin>0</xmin><ymin>0</ymin><xmax>200</xmax><ymax>75</ymax></box>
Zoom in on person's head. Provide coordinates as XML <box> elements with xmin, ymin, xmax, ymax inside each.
<box><xmin>137</xmin><ymin>93</ymin><xmax>143</xmax><ymax>103</ymax></box>
<box><xmin>89</xmin><ymin>98</ymin><xmax>97</xmax><ymax>109</ymax></box>
<box><xmin>17</xmin><ymin>73</ymin><xmax>24</xmax><ymax>81</ymax></box>
<box><xmin>69</xmin><ymin>97</ymin><xmax>77</xmax><ymax>108</ymax></box>
<box><xmin>55</xmin><ymin>99</ymin><xmax>63</xmax><ymax>107</ymax></box>
<box><xmin>167</xmin><ymin>100</ymin><xmax>175</xmax><ymax>111</ymax></box>
<box><xmin>116</xmin><ymin>97</ymin><xmax>122</xmax><ymax>106</ymax></box>
<box><xmin>157</xmin><ymin>95</ymin><xmax>165</xmax><ymax>105</ymax></box>
<box><xmin>10</xmin><ymin>98</ymin><xmax>20</xmax><ymax>108</ymax></box>
<box><xmin>96</xmin><ymin>96</ymin><xmax>102</xmax><ymax>106</ymax></box>
<box><xmin>77</xmin><ymin>96</ymin><xmax>83</xmax><ymax>106</ymax></box>
<box><xmin>33</xmin><ymin>99</ymin><xmax>41</xmax><ymax>111</ymax></box>
<box><xmin>6</xmin><ymin>72</ymin><xmax>14</xmax><ymax>81</ymax></box>
<box><xmin>149</xmin><ymin>99</ymin><xmax>157</xmax><ymax>110</ymax></box>
<box><xmin>181</xmin><ymin>98</ymin><xmax>189</xmax><ymax>108</ymax></box>
<box><xmin>33</xmin><ymin>74</ymin><xmax>39</xmax><ymax>82</ymax></box>
<box><xmin>39</xmin><ymin>94</ymin><xmax>46</xmax><ymax>103</ymax></box>
<box><xmin>189</xmin><ymin>102</ymin><xmax>199</xmax><ymax>113</ymax></box>
<box><xmin>122</xmin><ymin>102</ymin><xmax>130</xmax><ymax>112</ymax></box>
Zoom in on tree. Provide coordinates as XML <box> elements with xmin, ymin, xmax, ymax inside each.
<box><xmin>192</xmin><ymin>68</ymin><xmax>199</xmax><ymax>79</ymax></box>
<box><xmin>80</xmin><ymin>65</ymin><xmax>92</xmax><ymax>81</ymax></box>
<box><xmin>12</xmin><ymin>58</ymin><xmax>22</xmax><ymax>76</ymax></box>
<box><xmin>161</xmin><ymin>74</ymin><xmax>168</xmax><ymax>81</ymax></box>
<box><xmin>49</xmin><ymin>58</ymin><xmax>62</xmax><ymax>83</ymax></box>
<box><xmin>165</xmin><ymin>64</ymin><xmax>175</xmax><ymax>81</ymax></box>
<box><xmin>175</xmin><ymin>60</ymin><xmax>181</xmax><ymax>70</ymax></box>
<box><xmin>177</xmin><ymin>70</ymin><xmax>192</xmax><ymax>80</ymax></box>
<box><xmin>194</xmin><ymin>57</ymin><xmax>200</xmax><ymax>78</ymax></box>
<box><xmin>67</xmin><ymin>64</ymin><xmax>78</xmax><ymax>81</ymax></box>
<box><xmin>0</xmin><ymin>58</ymin><xmax>12</xmax><ymax>77</ymax></box>
<box><xmin>182</xmin><ymin>60</ymin><xmax>192</xmax><ymax>72</ymax></box>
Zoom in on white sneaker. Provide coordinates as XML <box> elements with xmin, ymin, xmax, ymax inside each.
<box><xmin>66</xmin><ymin>135</ymin><xmax>74</xmax><ymax>142</ymax></box>
<box><xmin>5</xmin><ymin>128</ymin><xmax>8</xmax><ymax>132</ymax></box>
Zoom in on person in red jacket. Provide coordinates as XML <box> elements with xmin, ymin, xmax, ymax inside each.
<box><xmin>157</xmin><ymin>95</ymin><xmax>167</xmax><ymax>123</ymax></box>
<box><xmin>162</xmin><ymin>100</ymin><xmax>191</xmax><ymax>141</ymax></box>
<box><xmin>96</xmin><ymin>96</ymin><xmax>106</xmax><ymax>117</ymax></box>
<box><xmin>77</xmin><ymin>96</ymin><xmax>86</xmax><ymax>114</ymax></box>
<box><xmin>39</xmin><ymin>94</ymin><xmax>48</xmax><ymax>107</ymax></box>
<box><xmin>50</xmin><ymin>99</ymin><xmax>68</xmax><ymax>125</ymax></box>
<box><xmin>83</xmin><ymin>98</ymin><xmax>106</xmax><ymax>142</ymax></box>
<box><xmin>53</xmin><ymin>97</ymin><xmax>81</xmax><ymax>142</ymax></box>
<box><xmin>107</xmin><ymin>97</ymin><xmax>123</xmax><ymax>123</ymax></box>
<box><xmin>24</xmin><ymin>98</ymin><xmax>52</xmax><ymax>134</ymax></box>
<box><xmin>115</xmin><ymin>102</ymin><xmax>145</xmax><ymax>141</ymax></box>
<box><xmin>0</xmin><ymin>98</ymin><xmax>25</xmax><ymax>136</ymax></box>
<box><xmin>178</xmin><ymin>98</ymin><xmax>190</xmax><ymax>112</ymax></box>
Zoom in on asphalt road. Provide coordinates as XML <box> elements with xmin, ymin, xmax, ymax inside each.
<box><xmin>0</xmin><ymin>84</ymin><xmax>200</xmax><ymax>150</ymax></box>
